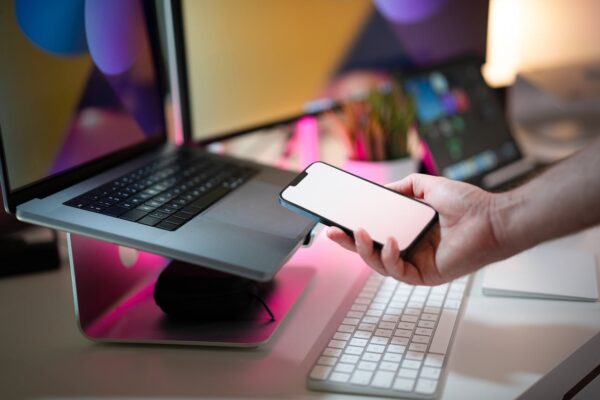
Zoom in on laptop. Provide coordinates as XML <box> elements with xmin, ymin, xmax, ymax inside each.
<box><xmin>401</xmin><ymin>57</ymin><xmax>547</xmax><ymax>190</ymax></box>
<box><xmin>0</xmin><ymin>0</ymin><xmax>314</xmax><ymax>281</ymax></box>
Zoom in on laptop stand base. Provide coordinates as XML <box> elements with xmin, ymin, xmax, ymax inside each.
<box><xmin>67</xmin><ymin>233</ymin><xmax>313</xmax><ymax>347</ymax></box>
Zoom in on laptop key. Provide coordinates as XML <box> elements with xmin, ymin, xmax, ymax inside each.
<box><xmin>165</xmin><ymin>216</ymin><xmax>186</xmax><ymax>225</ymax></box>
<box><xmin>149</xmin><ymin>211</ymin><xmax>169</xmax><ymax>220</ymax></box>
<box><xmin>120</xmin><ymin>209</ymin><xmax>148</xmax><ymax>222</ymax></box>
<box><xmin>191</xmin><ymin>186</ymin><xmax>230</xmax><ymax>212</ymax></box>
<box><xmin>138</xmin><ymin>216</ymin><xmax>162</xmax><ymax>226</ymax></box>
<box><xmin>156</xmin><ymin>221</ymin><xmax>180</xmax><ymax>231</ymax></box>
<box><xmin>64</xmin><ymin>197</ymin><xmax>91</xmax><ymax>209</ymax></box>
<box><xmin>102</xmin><ymin>206</ymin><xmax>129</xmax><ymax>217</ymax></box>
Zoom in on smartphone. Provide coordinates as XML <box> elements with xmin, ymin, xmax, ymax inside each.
<box><xmin>279</xmin><ymin>162</ymin><xmax>438</xmax><ymax>256</ymax></box>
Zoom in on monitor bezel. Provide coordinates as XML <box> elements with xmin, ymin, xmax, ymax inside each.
<box><xmin>0</xmin><ymin>1</ymin><xmax>169</xmax><ymax>214</ymax></box>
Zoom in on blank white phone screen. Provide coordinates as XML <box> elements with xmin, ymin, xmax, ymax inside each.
<box><xmin>282</xmin><ymin>163</ymin><xmax>436</xmax><ymax>251</ymax></box>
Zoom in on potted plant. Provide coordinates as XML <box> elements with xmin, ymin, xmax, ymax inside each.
<box><xmin>330</xmin><ymin>78</ymin><xmax>418</xmax><ymax>184</ymax></box>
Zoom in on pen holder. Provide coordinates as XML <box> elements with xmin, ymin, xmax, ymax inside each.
<box><xmin>333</xmin><ymin>79</ymin><xmax>416</xmax><ymax>163</ymax></box>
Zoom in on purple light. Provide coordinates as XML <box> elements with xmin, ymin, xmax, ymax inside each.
<box><xmin>374</xmin><ymin>0</ymin><xmax>448</xmax><ymax>24</ymax></box>
<box><xmin>85</xmin><ymin>0</ymin><xmax>143</xmax><ymax>75</ymax></box>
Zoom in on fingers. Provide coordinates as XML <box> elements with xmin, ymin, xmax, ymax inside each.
<box><xmin>355</xmin><ymin>229</ymin><xmax>388</xmax><ymax>276</ymax></box>
<box><xmin>380</xmin><ymin>237</ymin><xmax>425</xmax><ymax>285</ymax></box>
<box><xmin>326</xmin><ymin>226</ymin><xmax>356</xmax><ymax>252</ymax></box>
<box><xmin>327</xmin><ymin>226</ymin><xmax>428</xmax><ymax>284</ymax></box>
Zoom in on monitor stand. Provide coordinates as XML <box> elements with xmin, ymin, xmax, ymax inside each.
<box><xmin>67</xmin><ymin>233</ymin><xmax>314</xmax><ymax>347</ymax></box>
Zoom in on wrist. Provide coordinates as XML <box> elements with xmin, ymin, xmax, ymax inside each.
<box><xmin>489</xmin><ymin>189</ymin><xmax>526</xmax><ymax>259</ymax></box>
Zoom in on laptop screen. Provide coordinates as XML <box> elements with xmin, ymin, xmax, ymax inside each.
<box><xmin>403</xmin><ymin>60</ymin><xmax>520</xmax><ymax>184</ymax></box>
<box><xmin>0</xmin><ymin>0</ymin><xmax>166</xmax><ymax>193</ymax></box>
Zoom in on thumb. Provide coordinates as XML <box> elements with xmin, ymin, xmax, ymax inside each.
<box><xmin>386</xmin><ymin>173</ymin><xmax>433</xmax><ymax>199</ymax></box>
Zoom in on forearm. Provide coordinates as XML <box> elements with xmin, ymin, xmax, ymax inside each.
<box><xmin>491</xmin><ymin>138</ymin><xmax>600</xmax><ymax>256</ymax></box>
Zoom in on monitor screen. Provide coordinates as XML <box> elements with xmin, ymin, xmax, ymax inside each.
<box><xmin>0</xmin><ymin>0</ymin><xmax>166</xmax><ymax>193</ymax></box>
<box><xmin>180</xmin><ymin>0</ymin><xmax>375</xmax><ymax>141</ymax></box>
<box><xmin>403</xmin><ymin>60</ymin><xmax>520</xmax><ymax>183</ymax></box>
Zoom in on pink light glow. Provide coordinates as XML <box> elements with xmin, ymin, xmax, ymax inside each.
<box><xmin>420</xmin><ymin>139</ymin><xmax>439</xmax><ymax>175</ymax></box>
<box><xmin>294</xmin><ymin>116</ymin><xmax>320</xmax><ymax>169</ymax></box>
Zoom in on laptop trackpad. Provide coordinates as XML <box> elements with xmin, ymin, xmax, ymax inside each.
<box><xmin>203</xmin><ymin>181</ymin><xmax>311</xmax><ymax>239</ymax></box>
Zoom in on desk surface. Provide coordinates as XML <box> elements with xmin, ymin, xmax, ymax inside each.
<box><xmin>0</xmin><ymin>225</ymin><xmax>599</xmax><ymax>400</ymax></box>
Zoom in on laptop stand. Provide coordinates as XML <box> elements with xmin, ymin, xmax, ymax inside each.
<box><xmin>66</xmin><ymin>233</ymin><xmax>313</xmax><ymax>347</ymax></box>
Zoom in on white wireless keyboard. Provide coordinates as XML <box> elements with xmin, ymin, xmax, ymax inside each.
<box><xmin>308</xmin><ymin>273</ymin><xmax>469</xmax><ymax>399</ymax></box>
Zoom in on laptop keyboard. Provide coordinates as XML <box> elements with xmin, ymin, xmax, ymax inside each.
<box><xmin>64</xmin><ymin>150</ymin><xmax>258</xmax><ymax>231</ymax></box>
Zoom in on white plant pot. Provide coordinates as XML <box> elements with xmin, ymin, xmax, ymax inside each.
<box><xmin>342</xmin><ymin>157</ymin><xmax>417</xmax><ymax>185</ymax></box>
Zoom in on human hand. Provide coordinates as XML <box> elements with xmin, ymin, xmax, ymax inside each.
<box><xmin>327</xmin><ymin>174</ymin><xmax>503</xmax><ymax>285</ymax></box>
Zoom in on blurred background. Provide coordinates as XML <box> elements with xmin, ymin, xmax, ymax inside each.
<box><xmin>2</xmin><ymin>0</ymin><xmax>600</xmax><ymax>274</ymax></box>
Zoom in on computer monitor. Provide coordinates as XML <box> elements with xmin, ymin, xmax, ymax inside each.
<box><xmin>168</xmin><ymin>0</ymin><xmax>488</xmax><ymax>145</ymax></box>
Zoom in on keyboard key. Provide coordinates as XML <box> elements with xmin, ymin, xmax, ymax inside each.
<box><xmin>391</xmin><ymin>337</ymin><xmax>408</xmax><ymax>346</ymax></box>
<box><xmin>191</xmin><ymin>186</ymin><xmax>230</xmax><ymax>212</ymax></box>
<box><xmin>334</xmin><ymin>363</ymin><xmax>354</xmax><ymax>373</ymax></box>
<box><xmin>412</xmin><ymin>335</ymin><xmax>430</xmax><ymax>344</ymax></box>
<box><xmin>323</xmin><ymin>348</ymin><xmax>342</xmax><ymax>357</ymax></box>
<box><xmin>102</xmin><ymin>205</ymin><xmax>129</xmax><ymax>217</ymax></box>
<box><xmin>337</xmin><ymin>324</ymin><xmax>355</xmax><ymax>334</ymax></box>
<box><xmin>310</xmin><ymin>365</ymin><xmax>331</xmax><ymax>380</ymax></box>
<box><xmin>387</xmin><ymin>344</ymin><xmax>406</xmax><ymax>354</ymax></box>
<box><xmin>378</xmin><ymin>321</ymin><xmax>396</xmax><ymax>330</ymax></box>
<box><xmin>343</xmin><ymin>317</ymin><xmax>360</xmax><ymax>326</ymax></box>
<box><xmin>395</xmin><ymin>329</ymin><xmax>412</xmax><ymax>338</ymax></box>
<box><xmin>402</xmin><ymin>359</ymin><xmax>422</xmax><ymax>369</ymax></box>
<box><xmin>416</xmin><ymin>328</ymin><xmax>433</xmax><ymax>336</ymax></box>
<box><xmin>156</xmin><ymin>221</ymin><xmax>180</xmax><ymax>231</ymax></box>
<box><xmin>64</xmin><ymin>197</ymin><xmax>91</xmax><ymax>208</ymax></box>
<box><xmin>370</xmin><ymin>336</ymin><xmax>389</xmax><ymax>345</ymax></box>
<box><xmin>429</xmin><ymin>309</ymin><xmax>458</xmax><ymax>355</ymax></box>
<box><xmin>366</xmin><ymin>344</ymin><xmax>385</xmax><ymax>354</ymax></box>
<box><xmin>379</xmin><ymin>361</ymin><xmax>399</xmax><ymax>372</ymax></box>
<box><xmin>405</xmin><ymin>351</ymin><xmax>425</xmax><ymax>361</ymax></box>
<box><xmin>350</xmin><ymin>370</ymin><xmax>373</xmax><ymax>385</ymax></box>
<box><xmin>328</xmin><ymin>340</ymin><xmax>346</xmax><ymax>349</ymax></box>
<box><xmin>420</xmin><ymin>313</ymin><xmax>437</xmax><ymax>321</ymax></box>
<box><xmin>415</xmin><ymin>378</ymin><xmax>438</xmax><ymax>394</ymax></box>
<box><xmin>119</xmin><ymin>209</ymin><xmax>147</xmax><ymax>222</ymax></box>
<box><xmin>347</xmin><ymin>311</ymin><xmax>364</xmax><ymax>319</ymax></box>
<box><xmin>353</xmin><ymin>330</ymin><xmax>371</xmax><ymax>339</ymax></box>
<box><xmin>382</xmin><ymin>353</ymin><xmax>402</xmax><ymax>362</ymax></box>
<box><xmin>397</xmin><ymin>322</ymin><xmax>415</xmax><ymax>330</ymax></box>
<box><xmin>409</xmin><ymin>343</ymin><xmax>427</xmax><ymax>352</ymax></box>
<box><xmin>393</xmin><ymin>377</ymin><xmax>415</xmax><ymax>391</ymax></box>
<box><xmin>349</xmin><ymin>338</ymin><xmax>368</xmax><ymax>347</ymax></box>
<box><xmin>340</xmin><ymin>354</ymin><xmax>359</xmax><ymax>364</ymax></box>
<box><xmin>357</xmin><ymin>361</ymin><xmax>377</xmax><ymax>371</ymax></box>
<box><xmin>344</xmin><ymin>346</ymin><xmax>364</xmax><ymax>355</ymax></box>
<box><xmin>418</xmin><ymin>320</ymin><xmax>435</xmax><ymax>328</ymax></box>
<box><xmin>424</xmin><ymin>354</ymin><xmax>444</xmax><ymax>368</ymax></box>
<box><xmin>334</xmin><ymin>332</ymin><xmax>351</xmax><ymax>341</ymax></box>
<box><xmin>317</xmin><ymin>356</ymin><xmax>337</xmax><ymax>366</ymax></box>
<box><xmin>398</xmin><ymin>368</ymin><xmax>418</xmax><ymax>379</ymax></box>
<box><xmin>362</xmin><ymin>352</ymin><xmax>381</xmax><ymax>362</ymax></box>
<box><xmin>329</xmin><ymin>372</ymin><xmax>350</xmax><ymax>383</ymax></box>
<box><xmin>374</xmin><ymin>329</ymin><xmax>393</xmax><ymax>338</ymax></box>
<box><xmin>358</xmin><ymin>323</ymin><xmax>376</xmax><ymax>332</ymax></box>
<box><xmin>138</xmin><ymin>216</ymin><xmax>162</xmax><ymax>226</ymax></box>
<box><xmin>371</xmin><ymin>371</ymin><xmax>394</xmax><ymax>388</ymax></box>
<box><xmin>420</xmin><ymin>366</ymin><xmax>441</xmax><ymax>380</ymax></box>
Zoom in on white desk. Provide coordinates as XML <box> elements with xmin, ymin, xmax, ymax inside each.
<box><xmin>0</xmin><ymin>225</ymin><xmax>599</xmax><ymax>400</ymax></box>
